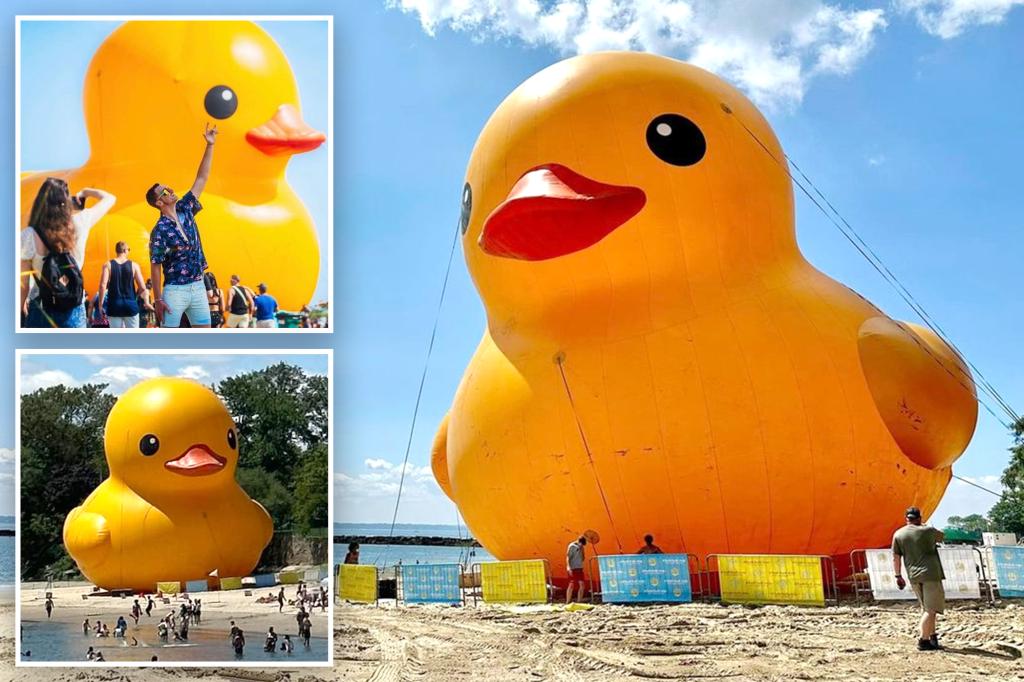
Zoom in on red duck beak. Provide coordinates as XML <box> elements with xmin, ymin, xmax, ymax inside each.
<box><xmin>164</xmin><ymin>445</ymin><xmax>226</xmax><ymax>477</ymax></box>
<box><xmin>246</xmin><ymin>104</ymin><xmax>326</xmax><ymax>156</ymax></box>
<box><xmin>479</xmin><ymin>164</ymin><xmax>646</xmax><ymax>261</ymax></box>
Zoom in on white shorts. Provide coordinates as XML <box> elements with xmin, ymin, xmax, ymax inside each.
<box><xmin>256</xmin><ymin>319</ymin><xmax>277</xmax><ymax>328</ymax></box>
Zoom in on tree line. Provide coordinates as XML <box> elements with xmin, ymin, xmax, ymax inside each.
<box><xmin>20</xmin><ymin>362</ymin><xmax>328</xmax><ymax>581</ymax></box>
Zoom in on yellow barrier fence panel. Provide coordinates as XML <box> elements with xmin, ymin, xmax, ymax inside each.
<box><xmin>219</xmin><ymin>577</ymin><xmax>243</xmax><ymax>590</ymax></box>
<box><xmin>338</xmin><ymin>564</ymin><xmax>378</xmax><ymax>603</ymax></box>
<box><xmin>278</xmin><ymin>571</ymin><xmax>301</xmax><ymax>585</ymax></box>
<box><xmin>480</xmin><ymin>560</ymin><xmax>547</xmax><ymax>604</ymax></box>
<box><xmin>718</xmin><ymin>555</ymin><xmax>825</xmax><ymax>606</ymax></box>
<box><xmin>157</xmin><ymin>581</ymin><xmax>181</xmax><ymax>595</ymax></box>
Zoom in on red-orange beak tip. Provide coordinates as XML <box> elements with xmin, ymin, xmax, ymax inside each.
<box><xmin>246</xmin><ymin>104</ymin><xmax>326</xmax><ymax>156</ymax></box>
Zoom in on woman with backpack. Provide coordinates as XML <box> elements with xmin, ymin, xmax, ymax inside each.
<box><xmin>20</xmin><ymin>177</ymin><xmax>115</xmax><ymax>328</ymax></box>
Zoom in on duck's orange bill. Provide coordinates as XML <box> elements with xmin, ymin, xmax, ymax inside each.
<box><xmin>480</xmin><ymin>163</ymin><xmax>646</xmax><ymax>261</ymax></box>
<box><xmin>164</xmin><ymin>445</ymin><xmax>226</xmax><ymax>476</ymax></box>
<box><xmin>246</xmin><ymin>104</ymin><xmax>326</xmax><ymax>156</ymax></box>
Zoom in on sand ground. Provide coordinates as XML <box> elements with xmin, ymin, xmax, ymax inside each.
<box><xmin>334</xmin><ymin>600</ymin><xmax>1024</xmax><ymax>682</ymax></box>
<box><xmin>3</xmin><ymin>594</ymin><xmax>1023</xmax><ymax>680</ymax></box>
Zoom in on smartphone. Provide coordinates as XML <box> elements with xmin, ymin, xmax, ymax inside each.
<box><xmin>71</xmin><ymin>194</ymin><xmax>86</xmax><ymax>211</ymax></box>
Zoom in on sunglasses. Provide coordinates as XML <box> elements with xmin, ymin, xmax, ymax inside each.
<box><xmin>159</xmin><ymin>188</ymin><xmax>173</xmax><ymax>199</ymax></box>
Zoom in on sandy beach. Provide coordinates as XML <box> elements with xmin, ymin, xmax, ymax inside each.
<box><xmin>335</xmin><ymin>600</ymin><xmax>1024</xmax><ymax>681</ymax></box>
<box><xmin>7</xmin><ymin>578</ymin><xmax>330</xmax><ymax>673</ymax></box>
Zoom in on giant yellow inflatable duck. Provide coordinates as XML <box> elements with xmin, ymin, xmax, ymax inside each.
<box><xmin>433</xmin><ymin>53</ymin><xmax>978</xmax><ymax>577</ymax></box>
<box><xmin>20</xmin><ymin>21</ymin><xmax>325</xmax><ymax>311</ymax></box>
<box><xmin>63</xmin><ymin>377</ymin><xmax>273</xmax><ymax>591</ymax></box>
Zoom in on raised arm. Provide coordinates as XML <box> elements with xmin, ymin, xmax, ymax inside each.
<box><xmin>189</xmin><ymin>123</ymin><xmax>218</xmax><ymax>198</ymax></box>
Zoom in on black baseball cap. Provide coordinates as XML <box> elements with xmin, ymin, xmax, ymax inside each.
<box><xmin>905</xmin><ymin>506</ymin><xmax>922</xmax><ymax>519</ymax></box>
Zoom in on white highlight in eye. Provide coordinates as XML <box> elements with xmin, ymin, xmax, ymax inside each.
<box><xmin>221</xmin><ymin>89</ymin><xmax>234</xmax><ymax>101</ymax></box>
<box><xmin>463</xmin><ymin>187</ymin><xmax>470</xmax><ymax>202</ymax></box>
<box><xmin>656</xmin><ymin>122</ymin><xmax>672</xmax><ymax>137</ymax></box>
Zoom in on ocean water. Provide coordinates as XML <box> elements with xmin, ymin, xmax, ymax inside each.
<box><xmin>1</xmin><ymin>519</ymin><xmax>13</xmax><ymax>585</ymax></box>
<box><xmin>334</xmin><ymin>523</ymin><xmax>495</xmax><ymax>569</ymax></box>
<box><xmin>21</xmin><ymin>618</ymin><xmax>329</xmax><ymax>663</ymax></box>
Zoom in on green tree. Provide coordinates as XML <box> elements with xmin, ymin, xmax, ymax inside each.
<box><xmin>988</xmin><ymin>416</ymin><xmax>1024</xmax><ymax>537</ymax></box>
<box><xmin>217</xmin><ymin>363</ymin><xmax>327</xmax><ymax>488</ymax></box>
<box><xmin>292</xmin><ymin>443</ymin><xmax>328</xmax><ymax>534</ymax></box>
<box><xmin>946</xmin><ymin>514</ymin><xmax>992</xmax><ymax>533</ymax></box>
<box><xmin>20</xmin><ymin>384</ymin><xmax>116</xmax><ymax>579</ymax></box>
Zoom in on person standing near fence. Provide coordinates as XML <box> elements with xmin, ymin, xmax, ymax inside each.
<box><xmin>637</xmin><ymin>534</ymin><xmax>664</xmax><ymax>555</ymax></box>
<box><xmin>891</xmin><ymin>506</ymin><xmax>946</xmax><ymax>651</ymax></box>
<box><xmin>565</xmin><ymin>535</ymin><xmax>588</xmax><ymax>603</ymax></box>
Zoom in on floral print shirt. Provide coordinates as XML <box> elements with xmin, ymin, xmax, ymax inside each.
<box><xmin>149</xmin><ymin>191</ymin><xmax>207</xmax><ymax>285</ymax></box>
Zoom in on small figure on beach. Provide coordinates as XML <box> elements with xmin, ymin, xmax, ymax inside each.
<box><xmin>193</xmin><ymin>598</ymin><xmax>202</xmax><ymax>624</ymax></box>
<box><xmin>146</xmin><ymin>596</ymin><xmax>154</xmax><ymax>617</ymax></box>
<box><xmin>892</xmin><ymin>506</ymin><xmax>947</xmax><ymax>651</ymax></box>
<box><xmin>115</xmin><ymin>615</ymin><xmax>127</xmax><ymax>637</ymax></box>
<box><xmin>157</xmin><ymin>618</ymin><xmax>169</xmax><ymax>641</ymax></box>
<box><xmin>296</xmin><ymin>606</ymin><xmax>307</xmax><ymax>635</ymax></box>
<box><xmin>131</xmin><ymin>598</ymin><xmax>142</xmax><ymax>624</ymax></box>
<box><xmin>151</xmin><ymin>655</ymin><xmax>159</xmax><ymax>661</ymax></box>
<box><xmin>264</xmin><ymin>626</ymin><xmax>278</xmax><ymax>652</ymax></box>
<box><xmin>637</xmin><ymin>534</ymin><xmax>664</xmax><ymax>555</ymax></box>
<box><xmin>86</xmin><ymin>646</ymin><xmax>95</xmax><ymax>660</ymax></box>
<box><xmin>300</xmin><ymin>615</ymin><xmax>312</xmax><ymax>649</ymax></box>
<box><xmin>83</xmin><ymin>618</ymin><xmax>90</xmax><ymax>636</ymax></box>
<box><xmin>565</xmin><ymin>535</ymin><xmax>588</xmax><ymax>604</ymax></box>
<box><xmin>282</xmin><ymin>634</ymin><xmax>294</xmax><ymax>654</ymax></box>
<box><xmin>95</xmin><ymin>651</ymin><xmax>106</xmax><ymax>662</ymax></box>
<box><xmin>345</xmin><ymin>542</ymin><xmax>360</xmax><ymax>564</ymax></box>
<box><xmin>278</xmin><ymin>586</ymin><xmax>285</xmax><ymax>612</ymax></box>
<box><xmin>45</xmin><ymin>596</ymin><xmax>54</xmax><ymax>619</ymax></box>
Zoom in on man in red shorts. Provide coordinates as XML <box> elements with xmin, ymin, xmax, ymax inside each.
<box><xmin>565</xmin><ymin>535</ymin><xmax>588</xmax><ymax>603</ymax></box>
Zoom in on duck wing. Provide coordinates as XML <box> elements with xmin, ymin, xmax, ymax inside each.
<box><xmin>857</xmin><ymin>317</ymin><xmax>978</xmax><ymax>470</ymax></box>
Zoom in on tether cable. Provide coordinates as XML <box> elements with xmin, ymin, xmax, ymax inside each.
<box><xmin>721</xmin><ymin>104</ymin><xmax>1016</xmax><ymax>429</ymax></box>
<box><xmin>376</xmin><ymin>222</ymin><xmax>461</xmax><ymax>567</ymax></box>
<box><xmin>555</xmin><ymin>353</ymin><xmax>625</xmax><ymax>553</ymax></box>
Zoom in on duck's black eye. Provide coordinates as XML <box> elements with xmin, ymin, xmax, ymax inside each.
<box><xmin>227</xmin><ymin>428</ymin><xmax>237</xmax><ymax>450</ymax></box>
<box><xmin>139</xmin><ymin>434</ymin><xmax>160</xmax><ymax>457</ymax></box>
<box><xmin>646</xmin><ymin>114</ymin><xmax>706</xmax><ymax>166</ymax></box>
<box><xmin>204</xmin><ymin>85</ymin><xmax>238</xmax><ymax>120</ymax></box>
<box><xmin>458</xmin><ymin>183</ymin><xmax>472</xmax><ymax>235</ymax></box>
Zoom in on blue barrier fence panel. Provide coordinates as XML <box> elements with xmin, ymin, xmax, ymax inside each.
<box><xmin>401</xmin><ymin>563</ymin><xmax>462</xmax><ymax>604</ymax></box>
<box><xmin>185</xmin><ymin>579</ymin><xmax>208</xmax><ymax>593</ymax></box>
<box><xmin>992</xmin><ymin>545</ymin><xmax>1024</xmax><ymax>598</ymax></box>
<box><xmin>253</xmin><ymin>574</ymin><xmax>277</xmax><ymax>588</ymax></box>
<box><xmin>598</xmin><ymin>554</ymin><xmax>692</xmax><ymax>603</ymax></box>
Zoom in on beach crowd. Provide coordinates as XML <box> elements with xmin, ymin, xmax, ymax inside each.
<box><xmin>20</xmin><ymin>125</ymin><xmax>326</xmax><ymax>330</ymax></box>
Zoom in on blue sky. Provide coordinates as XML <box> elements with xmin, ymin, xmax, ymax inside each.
<box><xmin>19</xmin><ymin>18</ymin><xmax>329</xmax><ymax>302</ymax></box>
<box><xmin>0</xmin><ymin>1</ymin><xmax>1021</xmax><ymax>531</ymax></box>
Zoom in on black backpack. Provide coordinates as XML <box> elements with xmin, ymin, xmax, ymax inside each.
<box><xmin>34</xmin><ymin>229</ymin><xmax>84</xmax><ymax>313</ymax></box>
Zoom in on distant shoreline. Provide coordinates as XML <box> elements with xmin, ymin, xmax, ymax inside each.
<box><xmin>334</xmin><ymin>534</ymin><xmax>480</xmax><ymax>547</ymax></box>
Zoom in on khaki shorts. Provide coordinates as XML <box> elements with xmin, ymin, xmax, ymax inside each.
<box><xmin>226</xmin><ymin>313</ymin><xmax>250</xmax><ymax>328</ymax></box>
<box><xmin>911</xmin><ymin>580</ymin><xmax>945</xmax><ymax>614</ymax></box>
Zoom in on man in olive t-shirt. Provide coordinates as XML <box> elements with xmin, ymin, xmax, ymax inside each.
<box><xmin>891</xmin><ymin>506</ymin><xmax>945</xmax><ymax>651</ymax></box>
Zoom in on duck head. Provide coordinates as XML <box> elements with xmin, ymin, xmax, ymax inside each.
<box><xmin>104</xmin><ymin>377</ymin><xmax>240</xmax><ymax>501</ymax></box>
<box><xmin>460</xmin><ymin>52</ymin><xmax>799</xmax><ymax>348</ymax></box>
<box><xmin>83</xmin><ymin>20</ymin><xmax>325</xmax><ymax>199</ymax></box>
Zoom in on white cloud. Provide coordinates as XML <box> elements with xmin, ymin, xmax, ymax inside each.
<box><xmin>21</xmin><ymin>369</ymin><xmax>77</xmax><ymax>394</ymax></box>
<box><xmin>391</xmin><ymin>0</ymin><xmax>887</xmax><ymax>109</ymax></box>
<box><xmin>0</xmin><ymin>448</ymin><xmax>12</xmax><ymax>464</ymax></box>
<box><xmin>177</xmin><ymin>365</ymin><xmax>211</xmax><ymax>382</ymax></box>
<box><xmin>896</xmin><ymin>0</ymin><xmax>1024</xmax><ymax>38</ymax></box>
<box><xmin>87</xmin><ymin>366</ymin><xmax>162</xmax><ymax>395</ymax></box>
<box><xmin>336</xmin><ymin>456</ymin><xmax>454</xmax><ymax>524</ymax></box>
<box><xmin>867</xmin><ymin>153</ymin><xmax>886</xmax><ymax>166</ymax></box>
<box><xmin>930</xmin><ymin>474</ymin><xmax>1004</xmax><ymax>525</ymax></box>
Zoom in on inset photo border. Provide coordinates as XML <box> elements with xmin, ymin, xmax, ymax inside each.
<box><xmin>14</xmin><ymin>349</ymin><xmax>333</xmax><ymax>667</ymax></box>
<box><xmin>15</xmin><ymin>15</ymin><xmax>333</xmax><ymax>333</ymax></box>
